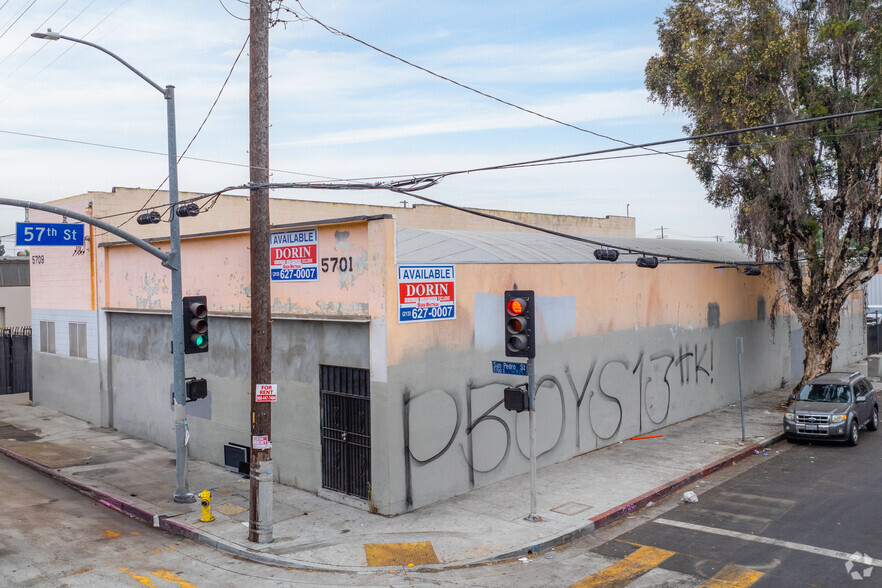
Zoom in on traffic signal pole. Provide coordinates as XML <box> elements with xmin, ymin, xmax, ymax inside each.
<box><xmin>503</xmin><ymin>290</ymin><xmax>539</xmax><ymax>522</ymax></box>
<box><xmin>527</xmin><ymin>357</ymin><xmax>538</xmax><ymax>522</ymax></box>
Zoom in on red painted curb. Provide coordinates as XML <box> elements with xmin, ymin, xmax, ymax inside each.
<box><xmin>0</xmin><ymin>443</ymin><xmax>202</xmax><ymax>542</ymax></box>
<box><xmin>588</xmin><ymin>439</ymin><xmax>777</xmax><ymax>530</ymax></box>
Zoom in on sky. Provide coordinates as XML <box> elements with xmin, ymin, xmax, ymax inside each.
<box><xmin>0</xmin><ymin>0</ymin><xmax>737</xmax><ymax>254</ymax></box>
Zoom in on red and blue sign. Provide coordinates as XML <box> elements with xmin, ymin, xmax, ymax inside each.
<box><xmin>398</xmin><ymin>264</ymin><xmax>456</xmax><ymax>323</ymax></box>
<box><xmin>270</xmin><ymin>228</ymin><xmax>319</xmax><ymax>282</ymax></box>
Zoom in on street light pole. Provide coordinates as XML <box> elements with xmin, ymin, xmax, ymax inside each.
<box><xmin>32</xmin><ymin>29</ymin><xmax>194</xmax><ymax>503</ymax></box>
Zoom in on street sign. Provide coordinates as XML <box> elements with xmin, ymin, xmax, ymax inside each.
<box><xmin>16</xmin><ymin>222</ymin><xmax>84</xmax><ymax>246</ymax></box>
<box><xmin>492</xmin><ymin>360</ymin><xmax>527</xmax><ymax>376</ymax></box>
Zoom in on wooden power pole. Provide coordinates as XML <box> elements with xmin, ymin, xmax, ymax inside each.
<box><xmin>248</xmin><ymin>0</ymin><xmax>273</xmax><ymax>544</ymax></box>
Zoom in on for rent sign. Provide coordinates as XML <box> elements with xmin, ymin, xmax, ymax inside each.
<box><xmin>270</xmin><ymin>228</ymin><xmax>318</xmax><ymax>282</ymax></box>
<box><xmin>398</xmin><ymin>265</ymin><xmax>456</xmax><ymax>323</ymax></box>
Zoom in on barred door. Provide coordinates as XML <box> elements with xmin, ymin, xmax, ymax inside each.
<box><xmin>0</xmin><ymin>327</ymin><xmax>31</xmax><ymax>396</ymax></box>
<box><xmin>320</xmin><ymin>365</ymin><xmax>371</xmax><ymax>499</ymax></box>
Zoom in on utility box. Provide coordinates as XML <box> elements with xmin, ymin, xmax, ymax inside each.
<box><xmin>869</xmin><ymin>355</ymin><xmax>882</xmax><ymax>379</ymax></box>
<box><xmin>504</xmin><ymin>386</ymin><xmax>529</xmax><ymax>412</ymax></box>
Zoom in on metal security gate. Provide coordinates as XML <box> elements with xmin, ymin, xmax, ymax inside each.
<box><xmin>0</xmin><ymin>327</ymin><xmax>32</xmax><ymax>397</ymax></box>
<box><xmin>320</xmin><ymin>365</ymin><xmax>371</xmax><ymax>499</ymax></box>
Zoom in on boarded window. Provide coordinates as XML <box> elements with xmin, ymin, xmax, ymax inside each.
<box><xmin>40</xmin><ymin>320</ymin><xmax>55</xmax><ymax>354</ymax></box>
<box><xmin>69</xmin><ymin>322</ymin><xmax>87</xmax><ymax>358</ymax></box>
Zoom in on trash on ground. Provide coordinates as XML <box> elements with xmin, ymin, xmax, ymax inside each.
<box><xmin>647</xmin><ymin>501</ymin><xmax>654</xmax><ymax>507</ymax></box>
<box><xmin>407</xmin><ymin>563</ymin><xmax>415</xmax><ymax>568</ymax></box>
<box><xmin>519</xmin><ymin>557</ymin><xmax>529</xmax><ymax>564</ymax></box>
<box><xmin>714</xmin><ymin>441</ymin><xmax>720</xmax><ymax>444</ymax></box>
<box><xmin>683</xmin><ymin>491</ymin><xmax>699</xmax><ymax>503</ymax></box>
<box><xmin>630</xmin><ymin>434</ymin><xmax>663</xmax><ymax>440</ymax></box>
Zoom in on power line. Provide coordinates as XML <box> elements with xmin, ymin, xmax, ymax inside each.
<box><xmin>0</xmin><ymin>0</ymin><xmax>70</xmax><ymax>66</ymax></box>
<box><xmin>0</xmin><ymin>128</ymin><xmax>336</xmax><ymax>180</ymax></box>
<box><xmin>111</xmin><ymin>34</ymin><xmax>253</xmax><ymax>230</ymax></box>
<box><xmin>280</xmin><ymin>0</ymin><xmax>695</xmax><ymax>167</ymax></box>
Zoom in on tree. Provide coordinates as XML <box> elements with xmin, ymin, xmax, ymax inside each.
<box><xmin>646</xmin><ymin>0</ymin><xmax>882</xmax><ymax>391</ymax></box>
<box><xmin>0</xmin><ymin>243</ymin><xmax>5</xmax><ymax>257</ymax></box>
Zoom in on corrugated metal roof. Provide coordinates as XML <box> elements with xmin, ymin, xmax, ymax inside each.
<box><xmin>396</xmin><ymin>228</ymin><xmax>757</xmax><ymax>265</ymax></box>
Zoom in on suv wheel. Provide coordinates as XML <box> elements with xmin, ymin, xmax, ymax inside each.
<box><xmin>869</xmin><ymin>407</ymin><xmax>879</xmax><ymax>432</ymax></box>
<box><xmin>848</xmin><ymin>420</ymin><xmax>860</xmax><ymax>446</ymax></box>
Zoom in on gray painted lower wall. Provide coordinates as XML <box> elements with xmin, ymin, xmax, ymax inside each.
<box><xmin>108</xmin><ymin>313</ymin><xmax>370</xmax><ymax>493</ymax></box>
<box><xmin>384</xmin><ymin>310</ymin><xmax>866</xmax><ymax>514</ymax></box>
<box><xmin>30</xmin><ymin>304</ymin><xmax>867</xmax><ymax>516</ymax></box>
<box><xmin>31</xmin><ymin>308</ymin><xmax>101</xmax><ymax>424</ymax></box>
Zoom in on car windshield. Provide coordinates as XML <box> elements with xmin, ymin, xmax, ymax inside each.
<box><xmin>796</xmin><ymin>384</ymin><xmax>851</xmax><ymax>403</ymax></box>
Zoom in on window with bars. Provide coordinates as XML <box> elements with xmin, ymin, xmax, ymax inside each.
<box><xmin>40</xmin><ymin>320</ymin><xmax>55</xmax><ymax>354</ymax></box>
<box><xmin>69</xmin><ymin>322</ymin><xmax>87</xmax><ymax>358</ymax></box>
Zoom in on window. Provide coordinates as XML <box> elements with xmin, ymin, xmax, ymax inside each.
<box><xmin>40</xmin><ymin>320</ymin><xmax>55</xmax><ymax>353</ymax></box>
<box><xmin>69</xmin><ymin>322</ymin><xmax>87</xmax><ymax>358</ymax></box>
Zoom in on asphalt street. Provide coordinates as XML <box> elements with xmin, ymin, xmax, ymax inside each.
<box><xmin>594</xmin><ymin>427</ymin><xmax>882</xmax><ymax>587</ymax></box>
<box><xmin>3</xmin><ymin>420</ymin><xmax>879</xmax><ymax>587</ymax></box>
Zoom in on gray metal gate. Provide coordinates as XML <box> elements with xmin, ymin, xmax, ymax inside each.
<box><xmin>0</xmin><ymin>327</ymin><xmax>32</xmax><ymax>397</ymax></box>
<box><xmin>869</xmin><ymin>311</ymin><xmax>881</xmax><ymax>355</ymax></box>
<box><xmin>320</xmin><ymin>365</ymin><xmax>371</xmax><ymax>499</ymax></box>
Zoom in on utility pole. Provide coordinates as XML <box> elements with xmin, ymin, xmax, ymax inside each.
<box><xmin>656</xmin><ymin>226</ymin><xmax>668</xmax><ymax>239</ymax></box>
<box><xmin>248</xmin><ymin>0</ymin><xmax>273</xmax><ymax>544</ymax></box>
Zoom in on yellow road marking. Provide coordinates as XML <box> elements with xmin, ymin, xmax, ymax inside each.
<box><xmin>699</xmin><ymin>564</ymin><xmax>765</xmax><ymax>587</ymax></box>
<box><xmin>364</xmin><ymin>541</ymin><xmax>439</xmax><ymax>566</ymax></box>
<box><xmin>570</xmin><ymin>545</ymin><xmax>676</xmax><ymax>588</ymax></box>
<box><xmin>151</xmin><ymin>569</ymin><xmax>199</xmax><ymax>588</ymax></box>
<box><xmin>66</xmin><ymin>568</ymin><xmax>90</xmax><ymax>576</ymax></box>
<box><xmin>126</xmin><ymin>571</ymin><xmax>157</xmax><ymax>587</ymax></box>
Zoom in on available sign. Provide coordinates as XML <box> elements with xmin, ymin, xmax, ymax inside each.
<box><xmin>255</xmin><ymin>384</ymin><xmax>277</xmax><ymax>402</ymax></box>
<box><xmin>270</xmin><ymin>228</ymin><xmax>318</xmax><ymax>282</ymax></box>
<box><xmin>398</xmin><ymin>264</ymin><xmax>456</xmax><ymax>323</ymax></box>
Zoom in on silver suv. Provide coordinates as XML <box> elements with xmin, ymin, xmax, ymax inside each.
<box><xmin>783</xmin><ymin>371</ymin><xmax>879</xmax><ymax>446</ymax></box>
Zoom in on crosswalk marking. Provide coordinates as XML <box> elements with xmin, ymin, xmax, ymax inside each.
<box><xmin>699</xmin><ymin>564</ymin><xmax>764</xmax><ymax>587</ymax></box>
<box><xmin>569</xmin><ymin>545</ymin><xmax>675</xmax><ymax>588</ymax></box>
<box><xmin>655</xmin><ymin>517</ymin><xmax>882</xmax><ymax>567</ymax></box>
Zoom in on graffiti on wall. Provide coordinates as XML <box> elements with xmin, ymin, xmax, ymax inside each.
<box><xmin>402</xmin><ymin>338</ymin><xmax>714</xmax><ymax>508</ymax></box>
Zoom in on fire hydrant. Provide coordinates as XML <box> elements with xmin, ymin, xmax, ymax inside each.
<box><xmin>199</xmin><ymin>489</ymin><xmax>214</xmax><ymax>522</ymax></box>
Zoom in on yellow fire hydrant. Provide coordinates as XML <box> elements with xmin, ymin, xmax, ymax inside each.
<box><xmin>199</xmin><ymin>489</ymin><xmax>214</xmax><ymax>522</ymax></box>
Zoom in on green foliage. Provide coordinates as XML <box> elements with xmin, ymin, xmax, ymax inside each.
<box><xmin>646</xmin><ymin>0</ymin><xmax>882</xmax><ymax>379</ymax></box>
<box><xmin>0</xmin><ymin>243</ymin><xmax>5</xmax><ymax>257</ymax></box>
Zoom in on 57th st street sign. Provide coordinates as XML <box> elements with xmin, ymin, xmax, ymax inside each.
<box><xmin>16</xmin><ymin>222</ymin><xmax>85</xmax><ymax>246</ymax></box>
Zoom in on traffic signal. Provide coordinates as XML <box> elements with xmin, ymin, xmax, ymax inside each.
<box><xmin>185</xmin><ymin>377</ymin><xmax>208</xmax><ymax>402</ymax></box>
<box><xmin>504</xmin><ymin>386</ymin><xmax>529</xmax><ymax>412</ymax></box>
<box><xmin>177</xmin><ymin>203</ymin><xmax>200</xmax><ymax>217</ymax></box>
<box><xmin>504</xmin><ymin>290</ymin><xmax>535</xmax><ymax>358</ymax></box>
<box><xmin>183</xmin><ymin>295</ymin><xmax>209</xmax><ymax>354</ymax></box>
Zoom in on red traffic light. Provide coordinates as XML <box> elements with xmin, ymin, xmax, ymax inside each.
<box><xmin>506</xmin><ymin>298</ymin><xmax>526</xmax><ymax>316</ymax></box>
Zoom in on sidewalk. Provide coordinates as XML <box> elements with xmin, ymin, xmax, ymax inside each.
<box><xmin>0</xmin><ymin>365</ymin><xmax>834</xmax><ymax>572</ymax></box>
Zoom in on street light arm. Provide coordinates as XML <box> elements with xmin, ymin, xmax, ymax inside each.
<box><xmin>31</xmin><ymin>30</ymin><xmax>168</xmax><ymax>97</ymax></box>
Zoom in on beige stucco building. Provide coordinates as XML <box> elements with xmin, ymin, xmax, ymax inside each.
<box><xmin>27</xmin><ymin>187</ymin><xmax>865</xmax><ymax>514</ymax></box>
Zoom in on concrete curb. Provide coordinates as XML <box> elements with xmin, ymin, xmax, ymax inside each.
<box><xmin>0</xmin><ymin>432</ymin><xmax>787</xmax><ymax>572</ymax></box>
<box><xmin>475</xmin><ymin>432</ymin><xmax>787</xmax><ymax>566</ymax></box>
